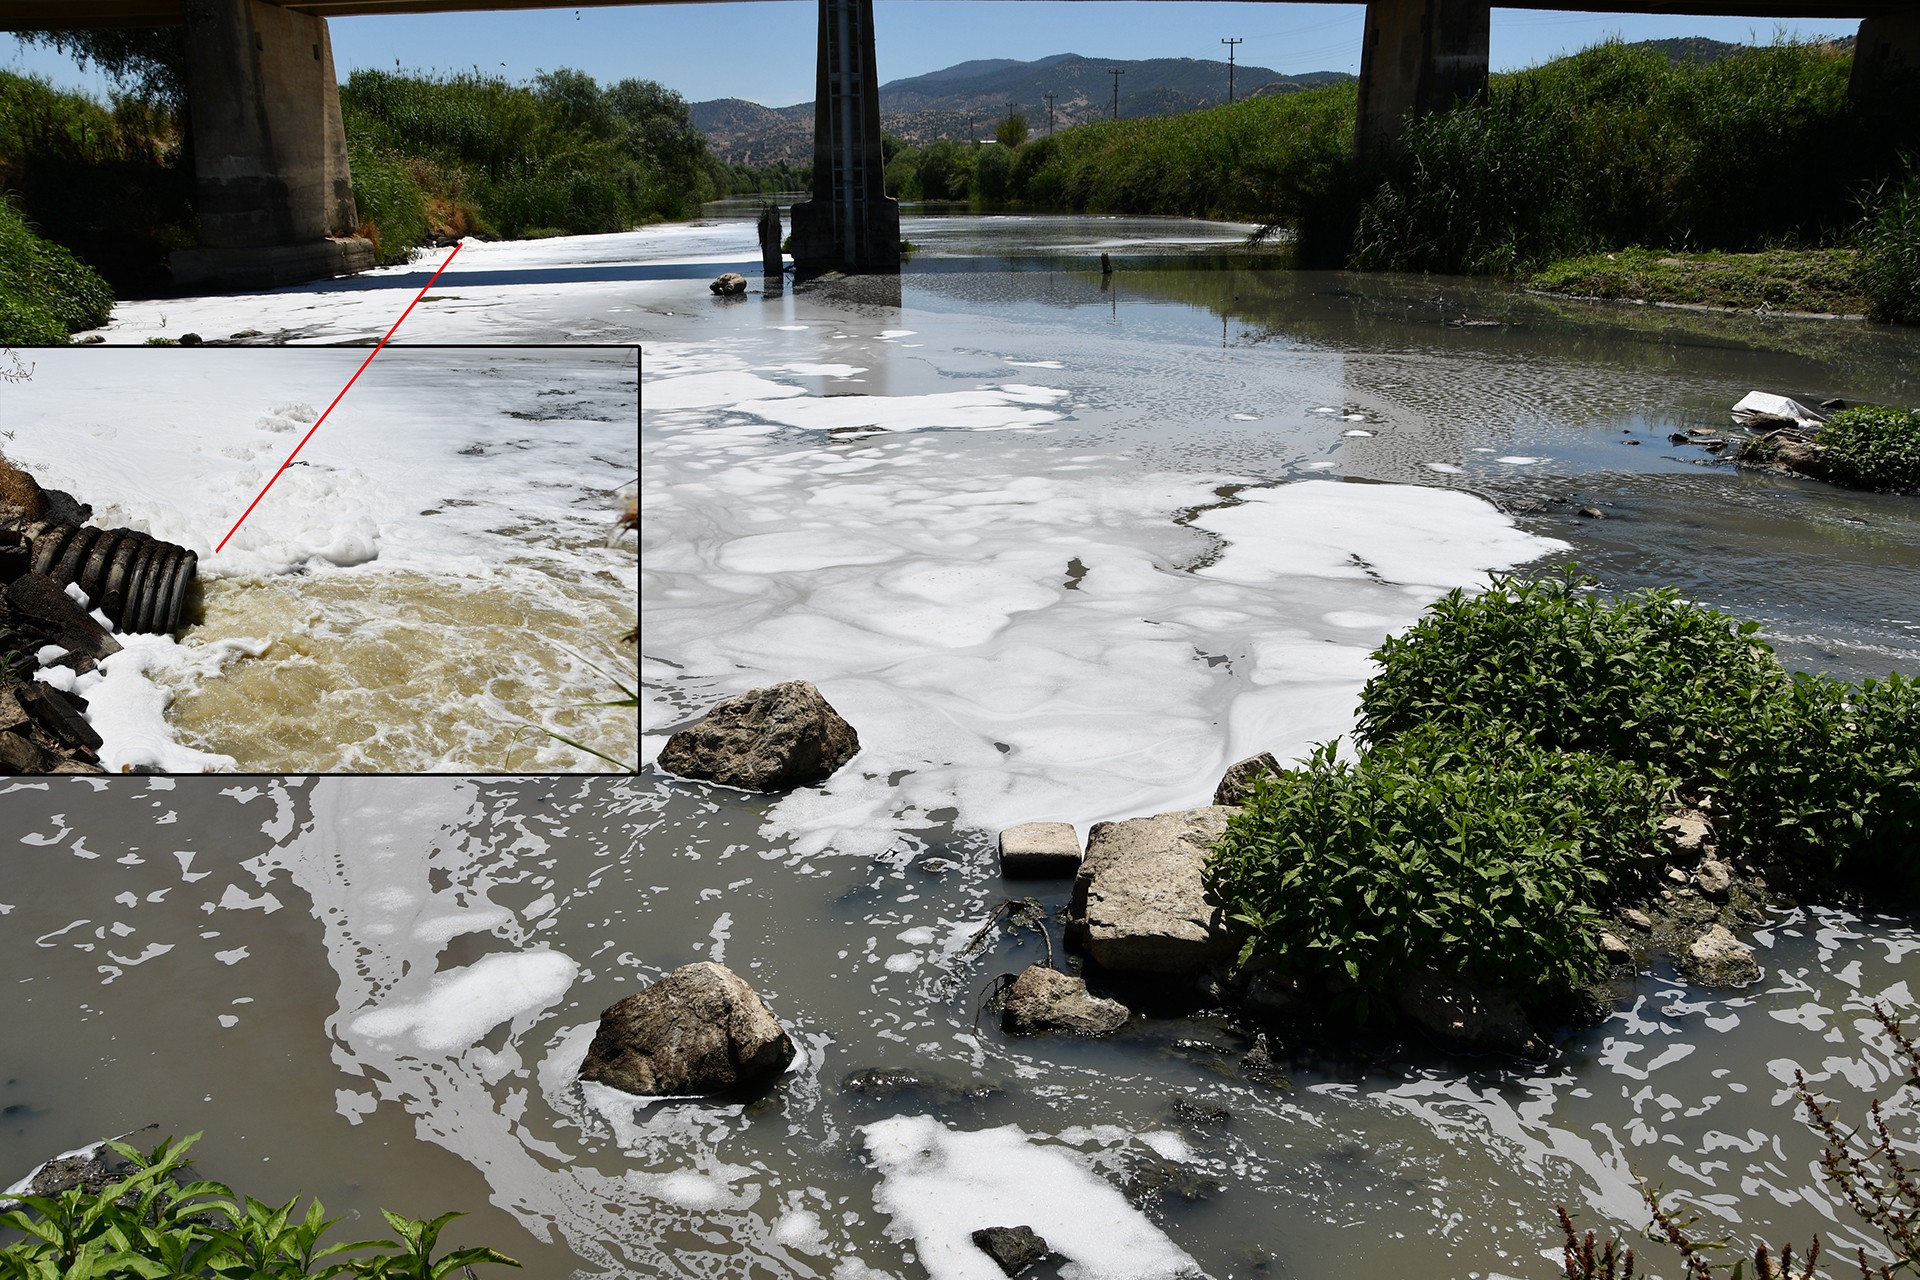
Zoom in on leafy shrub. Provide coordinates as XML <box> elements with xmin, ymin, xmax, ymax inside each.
<box><xmin>0</xmin><ymin>194</ymin><xmax>112</xmax><ymax>342</ymax></box>
<box><xmin>1812</xmin><ymin>403</ymin><xmax>1920</xmax><ymax>491</ymax></box>
<box><xmin>1205</xmin><ymin>726</ymin><xmax>1669</xmax><ymax>1015</ymax></box>
<box><xmin>0</xmin><ymin>1132</ymin><xmax>518</xmax><ymax>1278</ymax></box>
<box><xmin>1717</xmin><ymin>671</ymin><xmax>1920</xmax><ymax>897</ymax></box>
<box><xmin>343</xmin><ymin>142</ymin><xmax>431</xmax><ymax>264</ymax></box>
<box><xmin>1858</xmin><ymin>155</ymin><xmax>1920</xmax><ymax>323</ymax></box>
<box><xmin>1356</xmin><ymin>573</ymin><xmax>1787</xmax><ymax>788</ymax></box>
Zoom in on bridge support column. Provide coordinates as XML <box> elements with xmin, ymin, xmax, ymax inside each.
<box><xmin>1354</xmin><ymin>0</ymin><xmax>1490</xmax><ymax>166</ymax></box>
<box><xmin>171</xmin><ymin>0</ymin><xmax>373</xmax><ymax>290</ymax></box>
<box><xmin>1850</xmin><ymin>12</ymin><xmax>1920</xmax><ymax>103</ymax></box>
<box><xmin>790</xmin><ymin>0</ymin><xmax>900</xmax><ymax>276</ymax></box>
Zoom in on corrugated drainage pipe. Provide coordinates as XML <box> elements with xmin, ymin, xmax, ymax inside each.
<box><xmin>19</xmin><ymin>521</ymin><xmax>198</xmax><ymax>635</ymax></box>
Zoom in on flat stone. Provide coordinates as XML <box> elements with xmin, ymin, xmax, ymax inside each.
<box><xmin>578</xmin><ymin>961</ymin><xmax>794</xmax><ymax>1097</ymax></box>
<box><xmin>1622</xmin><ymin>908</ymin><xmax>1654</xmax><ymax>931</ymax></box>
<box><xmin>1683</xmin><ymin>924</ymin><xmax>1761</xmax><ymax>988</ymax></box>
<box><xmin>1213</xmin><ymin>751</ymin><xmax>1281</xmax><ymax>806</ymax></box>
<box><xmin>997</xmin><ymin>822</ymin><xmax>1081</xmax><ymax>879</ymax></box>
<box><xmin>1660</xmin><ymin>810</ymin><xmax>1713</xmax><ymax>853</ymax></box>
<box><xmin>1069</xmin><ymin>806</ymin><xmax>1239</xmax><ymax>974</ymax></box>
<box><xmin>1001</xmin><ymin>965</ymin><xmax>1128</xmax><ymax>1036</ymax></box>
<box><xmin>1598</xmin><ymin>932</ymin><xmax>1633</xmax><ymax>961</ymax></box>
<box><xmin>16</xmin><ymin>682</ymin><xmax>101</xmax><ymax>754</ymax></box>
<box><xmin>3</xmin><ymin>573</ymin><xmax>121</xmax><ymax>662</ymax></box>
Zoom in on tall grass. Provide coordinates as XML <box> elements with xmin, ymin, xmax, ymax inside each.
<box><xmin>1349</xmin><ymin>40</ymin><xmax>1904</xmax><ymax>274</ymax></box>
<box><xmin>339</xmin><ymin>70</ymin><xmax>717</xmax><ymax>260</ymax></box>
<box><xmin>0</xmin><ymin>71</ymin><xmax>193</xmax><ymax>297</ymax></box>
<box><xmin>1859</xmin><ymin>154</ymin><xmax>1920</xmax><ymax>324</ymax></box>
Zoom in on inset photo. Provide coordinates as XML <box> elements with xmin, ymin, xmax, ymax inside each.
<box><xmin>0</xmin><ymin>344</ymin><xmax>637</xmax><ymax>774</ymax></box>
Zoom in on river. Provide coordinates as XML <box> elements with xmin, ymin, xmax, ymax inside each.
<box><xmin>5</xmin><ymin>210</ymin><xmax>1917</xmax><ymax>1279</ymax></box>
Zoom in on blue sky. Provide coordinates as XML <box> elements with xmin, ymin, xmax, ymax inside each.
<box><xmin>2</xmin><ymin>5</ymin><xmax>1862</xmax><ymax>110</ymax></box>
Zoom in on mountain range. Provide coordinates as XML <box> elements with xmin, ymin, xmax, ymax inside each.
<box><xmin>691</xmin><ymin>51</ymin><xmax>1352</xmax><ymax>166</ymax></box>
<box><xmin>690</xmin><ymin>37</ymin><xmax>1780</xmax><ymax>168</ymax></box>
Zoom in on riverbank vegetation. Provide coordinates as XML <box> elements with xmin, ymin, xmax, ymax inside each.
<box><xmin>884</xmin><ymin>39</ymin><xmax>1920</xmax><ymax>320</ymax></box>
<box><xmin>0</xmin><ymin>1131</ymin><xmax>518</xmax><ymax>1277</ymax></box>
<box><xmin>1745</xmin><ymin>403</ymin><xmax>1920</xmax><ymax>494</ymax></box>
<box><xmin>1206</xmin><ymin>573</ymin><xmax>1920</xmax><ymax>1021</ymax></box>
<box><xmin>0</xmin><ymin>56</ymin><xmax>731</xmax><ymax>330</ymax></box>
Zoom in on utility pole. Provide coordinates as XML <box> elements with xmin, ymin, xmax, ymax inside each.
<box><xmin>1221</xmin><ymin>37</ymin><xmax>1243</xmax><ymax>104</ymax></box>
<box><xmin>967</xmin><ymin>111</ymin><xmax>977</xmax><ymax>145</ymax></box>
<box><xmin>1107</xmin><ymin>67</ymin><xmax>1126</xmax><ymax>121</ymax></box>
<box><xmin>1044</xmin><ymin>90</ymin><xmax>1057</xmax><ymax>136</ymax></box>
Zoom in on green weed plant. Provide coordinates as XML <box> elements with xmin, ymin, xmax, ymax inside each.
<box><xmin>0</xmin><ymin>195</ymin><xmax>111</xmax><ymax>344</ymax></box>
<box><xmin>1206</xmin><ymin>726</ymin><xmax>1668</xmax><ymax>1015</ymax></box>
<box><xmin>1356</xmin><ymin>573</ymin><xmax>1785</xmax><ymax>788</ymax></box>
<box><xmin>0</xmin><ymin>1132</ymin><xmax>518</xmax><ymax>1279</ymax></box>
<box><xmin>1858</xmin><ymin>154</ymin><xmax>1920</xmax><ymax>324</ymax></box>
<box><xmin>1811</xmin><ymin>404</ymin><xmax>1920</xmax><ymax>493</ymax></box>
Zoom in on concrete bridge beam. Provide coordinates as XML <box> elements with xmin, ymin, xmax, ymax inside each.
<box><xmin>1354</xmin><ymin>0</ymin><xmax>1491</xmax><ymax>165</ymax></box>
<box><xmin>171</xmin><ymin>0</ymin><xmax>373</xmax><ymax>289</ymax></box>
<box><xmin>789</xmin><ymin>0</ymin><xmax>899</xmax><ymax>275</ymax></box>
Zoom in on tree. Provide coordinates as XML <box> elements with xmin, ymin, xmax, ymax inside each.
<box><xmin>12</xmin><ymin>29</ymin><xmax>186</xmax><ymax>108</ymax></box>
<box><xmin>994</xmin><ymin>113</ymin><xmax>1029</xmax><ymax>149</ymax></box>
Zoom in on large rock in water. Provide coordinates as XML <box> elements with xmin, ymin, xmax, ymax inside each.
<box><xmin>1001</xmin><ymin>965</ymin><xmax>1129</xmax><ymax>1036</ymax></box>
<box><xmin>578</xmin><ymin>961</ymin><xmax>795</xmax><ymax>1097</ymax></box>
<box><xmin>1068</xmin><ymin>807</ymin><xmax>1240</xmax><ymax>974</ymax></box>
<box><xmin>658</xmin><ymin>681</ymin><xmax>859</xmax><ymax>791</ymax></box>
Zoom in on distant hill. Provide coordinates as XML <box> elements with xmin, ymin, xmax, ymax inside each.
<box><xmin>693</xmin><ymin>51</ymin><xmax>1355</xmax><ymax>166</ymax></box>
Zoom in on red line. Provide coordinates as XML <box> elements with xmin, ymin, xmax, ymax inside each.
<box><xmin>214</xmin><ymin>241</ymin><xmax>464</xmax><ymax>555</ymax></box>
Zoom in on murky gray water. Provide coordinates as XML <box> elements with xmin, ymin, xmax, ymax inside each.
<box><xmin>637</xmin><ymin>210</ymin><xmax>1920</xmax><ymax>1278</ymax></box>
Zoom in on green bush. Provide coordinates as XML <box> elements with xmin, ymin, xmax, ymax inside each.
<box><xmin>1356</xmin><ymin>573</ymin><xmax>1787</xmax><ymax>788</ymax></box>
<box><xmin>1206</xmin><ymin>726</ymin><xmax>1669</xmax><ymax>1015</ymax></box>
<box><xmin>1718</xmin><ymin>671</ymin><xmax>1920</xmax><ymax>897</ymax></box>
<box><xmin>0</xmin><ymin>1132</ymin><xmax>518</xmax><ymax>1278</ymax></box>
<box><xmin>1812</xmin><ymin>403</ymin><xmax>1920</xmax><ymax>492</ymax></box>
<box><xmin>1859</xmin><ymin>156</ymin><xmax>1920</xmax><ymax>323</ymax></box>
<box><xmin>0</xmin><ymin>195</ymin><xmax>112</xmax><ymax>342</ymax></box>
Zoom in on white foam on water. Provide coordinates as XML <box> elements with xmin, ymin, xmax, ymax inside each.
<box><xmin>349</xmin><ymin>950</ymin><xmax>579</xmax><ymax>1054</ymax></box>
<box><xmin>645</xmin><ymin>345</ymin><xmax>1566</xmax><ymax>853</ymax></box>
<box><xmin>861</xmin><ymin>1116</ymin><xmax>1202</xmax><ymax>1280</ymax></box>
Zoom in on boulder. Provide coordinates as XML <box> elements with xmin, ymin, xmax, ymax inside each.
<box><xmin>0</xmin><ymin>727</ymin><xmax>56</xmax><ymax>774</ymax></box>
<box><xmin>1001</xmin><ymin>965</ymin><xmax>1128</xmax><ymax>1036</ymax></box>
<box><xmin>3</xmin><ymin>573</ymin><xmax>121</xmax><ymax>662</ymax></box>
<box><xmin>997</xmin><ymin>822</ymin><xmax>1081</xmax><ymax>878</ymax></box>
<box><xmin>1622</xmin><ymin>908</ymin><xmax>1654</xmax><ymax>931</ymax></box>
<box><xmin>1660</xmin><ymin>809</ymin><xmax>1713</xmax><ymax>854</ymax></box>
<box><xmin>1392</xmin><ymin>969</ymin><xmax>1544</xmax><ymax>1057</ymax></box>
<box><xmin>658</xmin><ymin>681</ymin><xmax>858</xmax><ymax>791</ymax></box>
<box><xmin>970</xmin><ymin>1226</ymin><xmax>1050</xmax><ymax>1277</ymax></box>
<box><xmin>1069</xmin><ymin>807</ymin><xmax>1239</xmax><ymax>974</ymax></box>
<box><xmin>1213</xmin><ymin>751</ymin><xmax>1280</xmax><ymax>806</ymax></box>
<box><xmin>1598</xmin><ymin>932</ymin><xmax>1633</xmax><ymax>962</ymax></box>
<box><xmin>710</xmin><ymin>272</ymin><xmax>748</xmax><ymax>296</ymax></box>
<box><xmin>578</xmin><ymin>961</ymin><xmax>795</xmax><ymax>1097</ymax></box>
<box><xmin>1694</xmin><ymin>858</ymin><xmax>1733</xmax><ymax>899</ymax></box>
<box><xmin>1682</xmin><ymin>924</ymin><xmax>1760</xmax><ymax>988</ymax></box>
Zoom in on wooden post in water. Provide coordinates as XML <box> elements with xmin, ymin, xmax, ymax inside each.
<box><xmin>758</xmin><ymin>204</ymin><xmax>783</xmax><ymax>279</ymax></box>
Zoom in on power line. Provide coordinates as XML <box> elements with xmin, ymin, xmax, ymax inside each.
<box><xmin>1107</xmin><ymin>66</ymin><xmax>1125</xmax><ymax>121</ymax></box>
<box><xmin>1221</xmin><ymin>36</ymin><xmax>1243</xmax><ymax>104</ymax></box>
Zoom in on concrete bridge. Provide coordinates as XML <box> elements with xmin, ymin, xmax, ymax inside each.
<box><xmin>2</xmin><ymin>0</ymin><xmax>1915</xmax><ymax>286</ymax></box>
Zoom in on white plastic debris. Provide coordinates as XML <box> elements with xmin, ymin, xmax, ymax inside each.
<box><xmin>1731</xmin><ymin>391</ymin><xmax>1828</xmax><ymax>429</ymax></box>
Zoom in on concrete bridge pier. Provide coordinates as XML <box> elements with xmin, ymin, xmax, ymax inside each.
<box><xmin>1851</xmin><ymin>11</ymin><xmax>1920</xmax><ymax>101</ymax></box>
<box><xmin>170</xmin><ymin>0</ymin><xmax>374</xmax><ymax>290</ymax></box>
<box><xmin>1354</xmin><ymin>0</ymin><xmax>1491</xmax><ymax>165</ymax></box>
<box><xmin>789</xmin><ymin>0</ymin><xmax>900</xmax><ymax>276</ymax></box>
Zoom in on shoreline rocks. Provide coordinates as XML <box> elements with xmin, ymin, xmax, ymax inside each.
<box><xmin>1001</xmin><ymin>965</ymin><xmax>1129</xmax><ymax>1036</ymax></box>
<box><xmin>579</xmin><ymin>961</ymin><xmax>795</xmax><ymax>1097</ymax></box>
